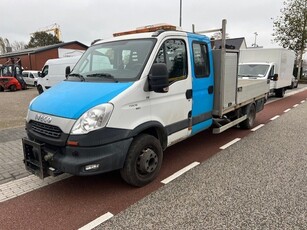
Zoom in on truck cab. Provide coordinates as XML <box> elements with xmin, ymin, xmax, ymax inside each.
<box><xmin>23</xmin><ymin>21</ymin><xmax>268</xmax><ymax>187</ymax></box>
<box><xmin>238</xmin><ymin>48</ymin><xmax>295</xmax><ymax>97</ymax></box>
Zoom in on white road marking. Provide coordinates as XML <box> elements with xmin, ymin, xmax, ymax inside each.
<box><xmin>78</xmin><ymin>212</ymin><xmax>114</xmax><ymax>230</ymax></box>
<box><xmin>219</xmin><ymin>138</ymin><xmax>241</xmax><ymax>150</ymax></box>
<box><xmin>161</xmin><ymin>162</ymin><xmax>200</xmax><ymax>184</ymax></box>
<box><xmin>293</xmin><ymin>104</ymin><xmax>299</xmax><ymax>107</ymax></box>
<box><xmin>301</xmin><ymin>100</ymin><xmax>306</xmax><ymax>103</ymax></box>
<box><xmin>251</xmin><ymin>124</ymin><xmax>265</xmax><ymax>132</ymax></box>
<box><xmin>284</xmin><ymin>108</ymin><xmax>291</xmax><ymax>113</ymax></box>
<box><xmin>270</xmin><ymin>115</ymin><xmax>280</xmax><ymax>121</ymax></box>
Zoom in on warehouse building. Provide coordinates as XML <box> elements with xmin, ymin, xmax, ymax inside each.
<box><xmin>0</xmin><ymin>41</ymin><xmax>88</xmax><ymax>71</ymax></box>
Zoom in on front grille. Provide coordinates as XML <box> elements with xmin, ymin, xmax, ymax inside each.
<box><xmin>30</xmin><ymin>121</ymin><xmax>62</xmax><ymax>138</ymax></box>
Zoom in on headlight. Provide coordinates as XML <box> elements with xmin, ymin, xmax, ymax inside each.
<box><xmin>71</xmin><ymin>103</ymin><xmax>113</xmax><ymax>134</ymax></box>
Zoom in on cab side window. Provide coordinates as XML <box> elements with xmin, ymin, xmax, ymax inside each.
<box><xmin>154</xmin><ymin>39</ymin><xmax>187</xmax><ymax>83</ymax></box>
<box><xmin>15</xmin><ymin>66</ymin><xmax>22</xmax><ymax>76</ymax></box>
<box><xmin>268</xmin><ymin>66</ymin><xmax>274</xmax><ymax>78</ymax></box>
<box><xmin>42</xmin><ymin>65</ymin><xmax>49</xmax><ymax>78</ymax></box>
<box><xmin>192</xmin><ymin>43</ymin><xmax>210</xmax><ymax>78</ymax></box>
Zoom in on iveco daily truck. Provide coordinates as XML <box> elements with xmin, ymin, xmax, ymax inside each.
<box><xmin>238</xmin><ymin>48</ymin><xmax>295</xmax><ymax>97</ymax></box>
<box><xmin>23</xmin><ymin>20</ymin><xmax>269</xmax><ymax>187</ymax></box>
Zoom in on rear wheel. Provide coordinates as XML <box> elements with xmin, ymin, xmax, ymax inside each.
<box><xmin>0</xmin><ymin>86</ymin><xmax>4</xmax><ymax>92</ymax></box>
<box><xmin>240</xmin><ymin>103</ymin><xmax>256</xmax><ymax>129</ymax></box>
<box><xmin>120</xmin><ymin>134</ymin><xmax>163</xmax><ymax>187</ymax></box>
<box><xmin>276</xmin><ymin>88</ymin><xmax>285</xmax><ymax>97</ymax></box>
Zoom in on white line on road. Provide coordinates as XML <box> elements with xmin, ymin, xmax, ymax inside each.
<box><xmin>161</xmin><ymin>162</ymin><xmax>200</xmax><ymax>184</ymax></box>
<box><xmin>78</xmin><ymin>212</ymin><xmax>114</xmax><ymax>230</ymax></box>
<box><xmin>293</xmin><ymin>104</ymin><xmax>299</xmax><ymax>107</ymax></box>
<box><xmin>284</xmin><ymin>108</ymin><xmax>291</xmax><ymax>113</ymax></box>
<box><xmin>219</xmin><ymin>138</ymin><xmax>241</xmax><ymax>150</ymax></box>
<box><xmin>301</xmin><ymin>100</ymin><xmax>306</xmax><ymax>103</ymax></box>
<box><xmin>270</xmin><ymin>115</ymin><xmax>280</xmax><ymax>121</ymax></box>
<box><xmin>251</xmin><ymin>124</ymin><xmax>265</xmax><ymax>132</ymax></box>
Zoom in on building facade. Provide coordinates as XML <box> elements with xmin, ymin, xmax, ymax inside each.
<box><xmin>0</xmin><ymin>41</ymin><xmax>88</xmax><ymax>71</ymax></box>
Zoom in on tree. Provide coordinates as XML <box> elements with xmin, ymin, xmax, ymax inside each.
<box><xmin>25</xmin><ymin>31</ymin><xmax>62</xmax><ymax>49</ymax></box>
<box><xmin>11</xmin><ymin>41</ymin><xmax>26</xmax><ymax>51</ymax></box>
<box><xmin>272</xmin><ymin>0</ymin><xmax>307</xmax><ymax>79</ymax></box>
<box><xmin>0</xmin><ymin>37</ymin><xmax>11</xmax><ymax>54</ymax></box>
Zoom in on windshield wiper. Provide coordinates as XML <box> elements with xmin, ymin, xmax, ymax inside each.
<box><xmin>68</xmin><ymin>73</ymin><xmax>85</xmax><ymax>82</ymax></box>
<box><xmin>87</xmin><ymin>73</ymin><xmax>118</xmax><ymax>82</ymax></box>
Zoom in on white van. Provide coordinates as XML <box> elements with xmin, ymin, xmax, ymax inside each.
<box><xmin>37</xmin><ymin>56</ymin><xmax>81</xmax><ymax>94</ymax></box>
<box><xmin>22</xmin><ymin>70</ymin><xmax>39</xmax><ymax>86</ymax></box>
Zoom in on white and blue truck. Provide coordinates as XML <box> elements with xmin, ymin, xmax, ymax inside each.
<box><xmin>23</xmin><ymin>20</ymin><xmax>269</xmax><ymax>187</ymax></box>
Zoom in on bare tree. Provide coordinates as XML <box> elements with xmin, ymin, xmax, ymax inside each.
<box><xmin>0</xmin><ymin>37</ymin><xmax>10</xmax><ymax>54</ymax></box>
<box><xmin>11</xmin><ymin>41</ymin><xmax>26</xmax><ymax>51</ymax></box>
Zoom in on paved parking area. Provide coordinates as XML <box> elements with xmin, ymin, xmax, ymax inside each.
<box><xmin>0</xmin><ymin>127</ymin><xmax>29</xmax><ymax>185</ymax></box>
<box><xmin>0</xmin><ymin>87</ymin><xmax>37</xmax><ymax>129</ymax></box>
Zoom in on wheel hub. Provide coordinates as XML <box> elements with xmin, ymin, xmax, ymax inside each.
<box><xmin>137</xmin><ymin>148</ymin><xmax>158</xmax><ymax>174</ymax></box>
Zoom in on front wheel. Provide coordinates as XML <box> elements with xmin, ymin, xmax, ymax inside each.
<box><xmin>120</xmin><ymin>134</ymin><xmax>163</xmax><ymax>187</ymax></box>
<box><xmin>37</xmin><ymin>85</ymin><xmax>44</xmax><ymax>94</ymax></box>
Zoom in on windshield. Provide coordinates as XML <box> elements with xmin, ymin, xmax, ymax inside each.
<box><xmin>69</xmin><ymin>38</ymin><xmax>156</xmax><ymax>82</ymax></box>
<box><xmin>1</xmin><ymin>66</ymin><xmax>13</xmax><ymax>77</ymax></box>
<box><xmin>238</xmin><ymin>64</ymin><xmax>270</xmax><ymax>78</ymax></box>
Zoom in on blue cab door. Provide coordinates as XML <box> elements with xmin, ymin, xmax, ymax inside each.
<box><xmin>188</xmin><ymin>34</ymin><xmax>214</xmax><ymax>135</ymax></box>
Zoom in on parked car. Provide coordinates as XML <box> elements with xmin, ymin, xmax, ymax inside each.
<box><xmin>22</xmin><ymin>70</ymin><xmax>39</xmax><ymax>86</ymax></box>
<box><xmin>288</xmin><ymin>76</ymin><xmax>298</xmax><ymax>89</ymax></box>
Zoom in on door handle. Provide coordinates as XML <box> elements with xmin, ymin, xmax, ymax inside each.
<box><xmin>186</xmin><ymin>89</ymin><xmax>192</xmax><ymax>99</ymax></box>
<box><xmin>208</xmin><ymin>85</ymin><xmax>214</xmax><ymax>94</ymax></box>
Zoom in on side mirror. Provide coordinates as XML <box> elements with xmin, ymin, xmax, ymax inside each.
<box><xmin>270</xmin><ymin>73</ymin><xmax>278</xmax><ymax>81</ymax></box>
<box><xmin>65</xmin><ymin>66</ymin><xmax>71</xmax><ymax>79</ymax></box>
<box><xmin>148</xmin><ymin>63</ymin><xmax>169</xmax><ymax>93</ymax></box>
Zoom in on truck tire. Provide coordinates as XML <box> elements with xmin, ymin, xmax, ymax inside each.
<box><xmin>0</xmin><ymin>86</ymin><xmax>4</xmax><ymax>92</ymax></box>
<box><xmin>120</xmin><ymin>134</ymin><xmax>163</xmax><ymax>187</ymax></box>
<box><xmin>276</xmin><ymin>88</ymin><xmax>285</xmax><ymax>98</ymax></box>
<box><xmin>240</xmin><ymin>103</ymin><xmax>256</xmax><ymax>129</ymax></box>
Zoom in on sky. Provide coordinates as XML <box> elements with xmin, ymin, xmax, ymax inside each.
<box><xmin>1</xmin><ymin>0</ymin><xmax>286</xmax><ymax>48</ymax></box>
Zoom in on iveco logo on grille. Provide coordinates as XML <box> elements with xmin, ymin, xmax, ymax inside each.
<box><xmin>35</xmin><ymin>114</ymin><xmax>52</xmax><ymax>124</ymax></box>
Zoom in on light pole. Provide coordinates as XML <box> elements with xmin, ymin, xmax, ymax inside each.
<box><xmin>253</xmin><ymin>32</ymin><xmax>258</xmax><ymax>47</ymax></box>
<box><xmin>179</xmin><ymin>0</ymin><xmax>182</xmax><ymax>27</ymax></box>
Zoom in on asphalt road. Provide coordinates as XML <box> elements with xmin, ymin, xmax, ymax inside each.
<box><xmin>0</xmin><ymin>85</ymin><xmax>306</xmax><ymax>229</ymax></box>
<box><xmin>98</xmin><ymin>90</ymin><xmax>307</xmax><ymax>229</ymax></box>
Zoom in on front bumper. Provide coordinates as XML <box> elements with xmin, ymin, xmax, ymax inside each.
<box><xmin>23</xmin><ymin>136</ymin><xmax>133</xmax><ymax>178</ymax></box>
